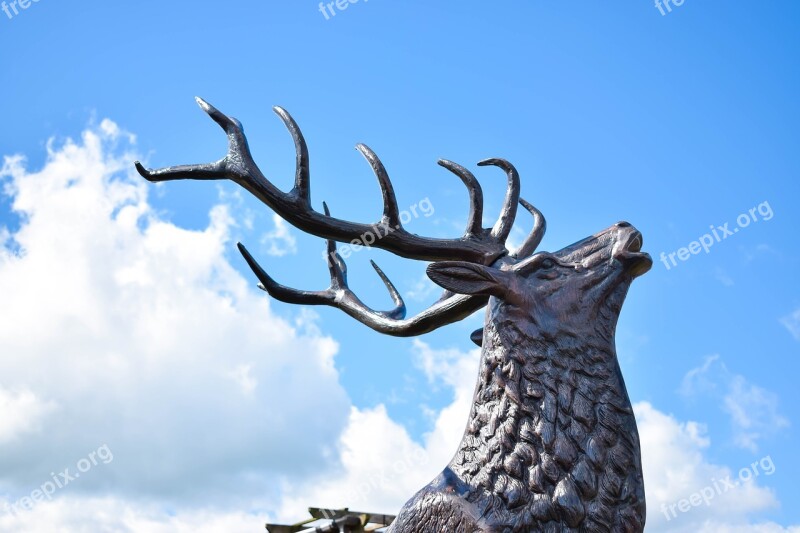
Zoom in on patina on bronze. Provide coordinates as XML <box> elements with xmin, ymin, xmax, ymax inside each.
<box><xmin>136</xmin><ymin>98</ymin><xmax>651</xmax><ymax>532</ymax></box>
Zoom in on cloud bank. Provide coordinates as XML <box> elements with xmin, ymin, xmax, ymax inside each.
<box><xmin>0</xmin><ymin>122</ymin><xmax>793</xmax><ymax>531</ymax></box>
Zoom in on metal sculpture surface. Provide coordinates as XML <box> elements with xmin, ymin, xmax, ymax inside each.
<box><xmin>136</xmin><ymin>98</ymin><xmax>652</xmax><ymax>532</ymax></box>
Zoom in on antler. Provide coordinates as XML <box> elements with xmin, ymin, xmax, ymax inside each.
<box><xmin>135</xmin><ymin>98</ymin><xmax>547</xmax><ymax>335</ymax></box>
<box><xmin>512</xmin><ymin>199</ymin><xmax>546</xmax><ymax>259</ymax></box>
<box><xmin>237</xmin><ymin>203</ymin><xmax>489</xmax><ymax>336</ymax></box>
<box><xmin>135</xmin><ymin>98</ymin><xmax>521</xmax><ymax>265</ymax></box>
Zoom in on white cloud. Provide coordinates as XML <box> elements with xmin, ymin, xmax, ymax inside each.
<box><xmin>412</xmin><ymin>339</ymin><xmax>478</xmax><ymax>389</ymax></box>
<box><xmin>636</xmin><ymin>402</ymin><xmax>781</xmax><ymax>531</ymax></box>
<box><xmin>723</xmin><ymin>376</ymin><xmax>790</xmax><ymax>451</ymax></box>
<box><xmin>780</xmin><ymin>308</ymin><xmax>800</xmax><ymax>341</ymax></box>
<box><xmin>0</xmin><ymin>387</ymin><xmax>56</xmax><ymax>444</ymax></box>
<box><xmin>260</xmin><ymin>213</ymin><xmax>297</xmax><ymax>257</ymax></box>
<box><xmin>0</xmin><ymin>122</ymin><xmax>349</xmax><ymax>525</ymax></box>
<box><xmin>680</xmin><ymin>355</ymin><xmax>790</xmax><ymax>451</ymax></box>
<box><xmin>227</xmin><ymin>364</ymin><xmax>258</xmax><ymax>396</ymax></box>
<box><xmin>404</xmin><ymin>273</ymin><xmax>438</xmax><ymax>303</ymax></box>
<box><xmin>714</xmin><ymin>267</ymin><xmax>735</xmax><ymax>287</ymax></box>
<box><xmin>0</xmin><ymin>496</ymin><xmax>263</xmax><ymax>533</ymax></box>
<box><xmin>696</xmin><ymin>523</ymin><xmax>800</xmax><ymax>533</ymax></box>
<box><xmin>505</xmin><ymin>225</ymin><xmax>526</xmax><ymax>254</ymax></box>
<box><xmin>740</xmin><ymin>243</ymin><xmax>780</xmax><ymax>263</ymax></box>
<box><xmin>274</xmin><ymin>404</ymin><xmax>435</xmax><ymax>521</ymax></box>
<box><xmin>272</xmin><ymin>340</ymin><xmax>479</xmax><ymax>522</ymax></box>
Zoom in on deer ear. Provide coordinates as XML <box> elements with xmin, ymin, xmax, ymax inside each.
<box><xmin>427</xmin><ymin>261</ymin><xmax>510</xmax><ymax>298</ymax></box>
<box><xmin>470</xmin><ymin>328</ymin><xmax>484</xmax><ymax>347</ymax></box>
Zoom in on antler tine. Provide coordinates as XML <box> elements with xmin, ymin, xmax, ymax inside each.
<box><xmin>273</xmin><ymin>106</ymin><xmax>311</xmax><ymax>206</ymax></box>
<box><xmin>238</xmin><ymin>242</ymin><xmax>330</xmax><ymax>305</ymax></box>
<box><xmin>438</xmin><ymin>160</ymin><xmax>484</xmax><ymax>236</ymax></box>
<box><xmin>369</xmin><ymin>260</ymin><xmax>406</xmax><ymax>319</ymax></box>
<box><xmin>322</xmin><ymin>202</ymin><xmax>347</xmax><ymax>286</ymax></box>
<box><xmin>478</xmin><ymin>158</ymin><xmax>520</xmax><ymax>243</ymax></box>
<box><xmin>512</xmin><ymin>198</ymin><xmax>547</xmax><ymax>259</ymax></box>
<box><xmin>356</xmin><ymin>144</ymin><xmax>401</xmax><ymax>229</ymax></box>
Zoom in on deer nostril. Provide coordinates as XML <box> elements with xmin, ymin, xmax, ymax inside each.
<box><xmin>615</xmin><ymin>221</ymin><xmax>632</xmax><ymax>228</ymax></box>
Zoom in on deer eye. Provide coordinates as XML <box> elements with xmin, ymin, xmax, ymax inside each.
<box><xmin>539</xmin><ymin>258</ymin><xmax>556</xmax><ymax>270</ymax></box>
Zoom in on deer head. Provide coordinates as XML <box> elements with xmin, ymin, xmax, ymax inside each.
<box><xmin>429</xmin><ymin>221</ymin><xmax>652</xmax><ymax>341</ymax></box>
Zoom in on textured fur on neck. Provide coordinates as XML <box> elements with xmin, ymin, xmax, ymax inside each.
<box><xmin>447</xmin><ymin>300</ymin><xmax>645</xmax><ymax>531</ymax></box>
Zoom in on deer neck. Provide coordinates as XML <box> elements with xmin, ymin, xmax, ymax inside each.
<box><xmin>448</xmin><ymin>303</ymin><xmax>640</xmax><ymax>519</ymax></box>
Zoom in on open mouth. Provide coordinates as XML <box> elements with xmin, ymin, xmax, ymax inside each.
<box><xmin>616</xmin><ymin>230</ymin><xmax>653</xmax><ymax>276</ymax></box>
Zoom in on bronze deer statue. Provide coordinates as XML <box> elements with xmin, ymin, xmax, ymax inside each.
<box><xmin>136</xmin><ymin>98</ymin><xmax>651</xmax><ymax>532</ymax></box>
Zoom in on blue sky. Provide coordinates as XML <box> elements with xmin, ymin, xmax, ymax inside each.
<box><xmin>0</xmin><ymin>1</ymin><xmax>798</xmax><ymax>531</ymax></box>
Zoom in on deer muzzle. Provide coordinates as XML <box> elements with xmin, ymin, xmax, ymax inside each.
<box><xmin>552</xmin><ymin>222</ymin><xmax>652</xmax><ymax>277</ymax></box>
